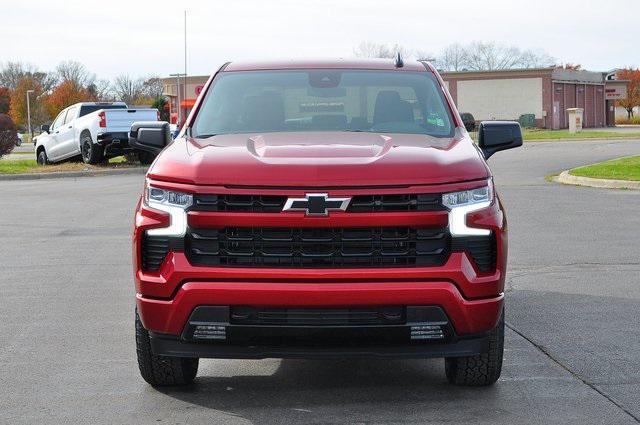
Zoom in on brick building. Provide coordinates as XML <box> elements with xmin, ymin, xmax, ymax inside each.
<box><xmin>441</xmin><ymin>68</ymin><xmax>624</xmax><ymax>129</ymax></box>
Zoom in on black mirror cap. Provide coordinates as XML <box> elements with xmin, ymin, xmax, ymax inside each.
<box><xmin>129</xmin><ymin>121</ymin><xmax>171</xmax><ymax>155</ymax></box>
<box><xmin>40</xmin><ymin>124</ymin><xmax>50</xmax><ymax>133</ymax></box>
<box><xmin>478</xmin><ymin>121</ymin><xmax>523</xmax><ymax>159</ymax></box>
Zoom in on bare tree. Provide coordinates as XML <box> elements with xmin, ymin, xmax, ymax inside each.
<box><xmin>0</xmin><ymin>62</ymin><xmax>56</xmax><ymax>91</ymax></box>
<box><xmin>519</xmin><ymin>49</ymin><xmax>556</xmax><ymax>68</ymax></box>
<box><xmin>141</xmin><ymin>77</ymin><xmax>164</xmax><ymax>99</ymax></box>
<box><xmin>56</xmin><ymin>60</ymin><xmax>95</xmax><ymax>88</ymax></box>
<box><xmin>112</xmin><ymin>74</ymin><xmax>144</xmax><ymax>104</ymax></box>
<box><xmin>353</xmin><ymin>42</ymin><xmax>411</xmax><ymax>59</ymax></box>
<box><xmin>436</xmin><ymin>44</ymin><xmax>469</xmax><ymax>71</ymax></box>
<box><xmin>463</xmin><ymin>42</ymin><xmax>555</xmax><ymax>71</ymax></box>
<box><xmin>87</xmin><ymin>79</ymin><xmax>114</xmax><ymax>101</ymax></box>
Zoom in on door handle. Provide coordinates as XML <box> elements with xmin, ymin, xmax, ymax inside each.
<box><xmin>67</xmin><ymin>125</ymin><xmax>72</xmax><ymax>129</ymax></box>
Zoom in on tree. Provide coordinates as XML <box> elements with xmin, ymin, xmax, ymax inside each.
<box><xmin>152</xmin><ymin>96</ymin><xmax>169</xmax><ymax>121</ymax></box>
<box><xmin>436</xmin><ymin>43</ymin><xmax>469</xmax><ymax>71</ymax></box>
<box><xmin>353</xmin><ymin>42</ymin><xmax>411</xmax><ymax>59</ymax></box>
<box><xmin>0</xmin><ymin>87</ymin><xmax>10</xmax><ymax>114</ymax></box>
<box><xmin>0</xmin><ymin>62</ymin><xmax>56</xmax><ymax>91</ymax></box>
<box><xmin>142</xmin><ymin>77</ymin><xmax>164</xmax><ymax>99</ymax></box>
<box><xmin>44</xmin><ymin>81</ymin><xmax>91</xmax><ymax>118</ymax></box>
<box><xmin>431</xmin><ymin>42</ymin><xmax>555</xmax><ymax>72</ymax></box>
<box><xmin>9</xmin><ymin>76</ymin><xmax>43</xmax><ymax>127</ymax></box>
<box><xmin>112</xmin><ymin>74</ymin><xmax>144</xmax><ymax>105</ymax></box>
<box><xmin>616</xmin><ymin>68</ymin><xmax>640</xmax><ymax>119</ymax></box>
<box><xmin>56</xmin><ymin>60</ymin><xmax>95</xmax><ymax>88</ymax></box>
<box><xmin>0</xmin><ymin>113</ymin><xmax>17</xmax><ymax>158</ymax></box>
<box><xmin>87</xmin><ymin>79</ymin><xmax>113</xmax><ymax>101</ymax></box>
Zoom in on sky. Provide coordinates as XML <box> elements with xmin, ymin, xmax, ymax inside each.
<box><xmin>1</xmin><ymin>0</ymin><xmax>638</xmax><ymax>80</ymax></box>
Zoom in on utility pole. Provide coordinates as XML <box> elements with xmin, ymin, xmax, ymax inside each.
<box><xmin>26</xmin><ymin>90</ymin><xmax>34</xmax><ymax>141</ymax></box>
<box><xmin>169</xmin><ymin>73</ymin><xmax>186</xmax><ymax>125</ymax></box>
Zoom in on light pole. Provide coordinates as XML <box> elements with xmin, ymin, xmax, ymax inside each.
<box><xmin>26</xmin><ymin>90</ymin><xmax>34</xmax><ymax>141</ymax></box>
<box><xmin>169</xmin><ymin>73</ymin><xmax>186</xmax><ymax>126</ymax></box>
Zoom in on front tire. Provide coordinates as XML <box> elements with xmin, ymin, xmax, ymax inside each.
<box><xmin>445</xmin><ymin>308</ymin><xmax>504</xmax><ymax>386</ymax></box>
<box><xmin>135</xmin><ymin>311</ymin><xmax>198</xmax><ymax>387</ymax></box>
<box><xmin>81</xmin><ymin>133</ymin><xmax>103</xmax><ymax>164</ymax></box>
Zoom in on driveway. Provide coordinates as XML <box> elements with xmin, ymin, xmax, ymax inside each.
<box><xmin>1</xmin><ymin>139</ymin><xmax>639</xmax><ymax>424</ymax></box>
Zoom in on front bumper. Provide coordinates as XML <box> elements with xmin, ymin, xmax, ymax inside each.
<box><xmin>146</xmin><ymin>304</ymin><xmax>497</xmax><ymax>359</ymax></box>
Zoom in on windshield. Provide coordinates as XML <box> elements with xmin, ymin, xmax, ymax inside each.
<box><xmin>192</xmin><ymin>70</ymin><xmax>455</xmax><ymax>138</ymax></box>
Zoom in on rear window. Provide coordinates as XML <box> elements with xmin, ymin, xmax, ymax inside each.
<box><xmin>192</xmin><ymin>70</ymin><xmax>454</xmax><ymax>137</ymax></box>
<box><xmin>79</xmin><ymin>104</ymin><xmax>127</xmax><ymax>117</ymax></box>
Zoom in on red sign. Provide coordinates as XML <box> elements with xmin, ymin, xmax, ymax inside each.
<box><xmin>195</xmin><ymin>85</ymin><xmax>204</xmax><ymax>96</ymax></box>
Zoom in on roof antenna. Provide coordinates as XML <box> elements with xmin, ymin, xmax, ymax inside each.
<box><xmin>394</xmin><ymin>51</ymin><xmax>404</xmax><ymax>68</ymax></box>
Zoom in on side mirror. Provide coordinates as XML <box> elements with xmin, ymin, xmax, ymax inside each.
<box><xmin>40</xmin><ymin>124</ymin><xmax>50</xmax><ymax>133</ymax></box>
<box><xmin>129</xmin><ymin>121</ymin><xmax>171</xmax><ymax>155</ymax></box>
<box><xmin>477</xmin><ymin>121</ymin><xmax>523</xmax><ymax>159</ymax></box>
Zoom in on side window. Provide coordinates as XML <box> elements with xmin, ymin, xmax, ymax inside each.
<box><xmin>52</xmin><ymin>110</ymin><xmax>67</xmax><ymax>131</ymax></box>
<box><xmin>64</xmin><ymin>107</ymin><xmax>77</xmax><ymax>124</ymax></box>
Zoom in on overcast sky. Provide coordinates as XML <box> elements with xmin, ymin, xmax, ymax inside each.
<box><xmin>2</xmin><ymin>0</ymin><xmax>638</xmax><ymax>79</ymax></box>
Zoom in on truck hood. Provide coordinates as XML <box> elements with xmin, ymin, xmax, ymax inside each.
<box><xmin>147</xmin><ymin>130</ymin><xmax>489</xmax><ymax>187</ymax></box>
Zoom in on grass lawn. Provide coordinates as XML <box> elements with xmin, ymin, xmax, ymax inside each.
<box><xmin>523</xmin><ymin>129</ymin><xmax>640</xmax><ymax>141</ymax></box>
<box><xmin>0</xmin><ymin>156</ymin><xmax>135</xmax><ymax>175</ymax></box>
<box><xmin>570</xmin><ymin>156</ymin><xmax>640</xmax><ymax>181</ymax></box>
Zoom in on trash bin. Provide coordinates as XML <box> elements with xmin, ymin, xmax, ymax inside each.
<box><xmin>566</xmin><ymin>108</ymin><xmax>584</xmax><ymax>133</ymax></box>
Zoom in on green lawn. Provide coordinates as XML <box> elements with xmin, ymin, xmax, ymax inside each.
<box><xmin>570</xmin><ymin>156</ymin><xmax>640</xmax><ymax>181</ymax></box>
<box><xmin>523</xmin><ymin>129</ymin><xmax>640</xmax><ymax>141</ymax></box>
<box><xmin>0</xmin><ymin>156</ymin><xmax>132</xmax><ymax>174</ymax></box>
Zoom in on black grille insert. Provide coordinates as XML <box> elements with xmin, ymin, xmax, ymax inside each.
<box><xmin>141</xmin><ymin>233</ymin><xmax>170</xmax><ymax>271</ymax></box>
<box><xmin>186</xmin><ymin>227</ymin><xmax>449</xmax><ymax>268</ymax></box>
<box><xmin>451</xmin><ymin>235</ymin><xmax>497</xmax><ymax>273</ymax></box>
<box><xmin>192</xmin><ymin>193</ymin><xmax>444</xmax><ymax>213</ymax></box>
<box><xmin>230</xmin><ymin>306</ymin><xmax>405</xmax><ymax>326</ymax></box>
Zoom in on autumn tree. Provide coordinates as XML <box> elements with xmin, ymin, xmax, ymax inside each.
<box><xmin>45</xmin><ymin>80</ymin><xmax>91</xmax><ymax>117</ymax></box>
<box><xmin>0</xmin><ymin>87</ymin><xmax>10</xmax><ymax>114</ymax></box>
<box><xmin>616</xmin><ymin>68</ymin><xmax>640</xmax><ymax>119</ymax></box>
<box><xmin>9</xmin><ymin>76</ymin><xmax>44</xmax><ymax>127</ymax></box>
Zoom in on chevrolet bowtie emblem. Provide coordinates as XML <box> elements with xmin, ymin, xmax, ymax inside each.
<box><xmin>283</xmin><ymin>193</ymin><xmax>351</xmax><ymax>216</ymax></box>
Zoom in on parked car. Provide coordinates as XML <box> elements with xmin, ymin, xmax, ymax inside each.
<box><xmin>130</xmin><ymin>58</ymin><xmax>522</xmax><ymax>387</ymax></box>
<box><xmin>35</xmin><ymin>102</ymin><xmax>159</xmax><ymax>165</ymax></box>
<box><xmin>15</xmin><ymin>133</ymin><xmax>23</xmax><ymax>146</ymax></box>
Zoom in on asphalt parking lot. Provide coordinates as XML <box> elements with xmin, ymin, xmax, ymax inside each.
<box><xmin>1</xmin><ymin>139</ymin><xmax>640</xmax><ymax>424</ymax></box>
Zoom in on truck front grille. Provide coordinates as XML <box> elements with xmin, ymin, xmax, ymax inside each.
<box><xmin>192</xmin><ymin>193</ymin><xmax>443</xmax><ymax>213</ymax></box>
<box><xmin>185</xmin><ymin>227</ymin><xmax>449</xmax><ymax>268</ymax></box>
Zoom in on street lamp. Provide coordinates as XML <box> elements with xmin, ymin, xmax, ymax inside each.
<box><xmin>26</xmin><ymin>90</ymin><xmax>34</xmax><ymax>141</ymax></box>
<box><xmin>169</xmin><ymin>73</ymin><xmax>186</xmax><ymax>126</ymax></box>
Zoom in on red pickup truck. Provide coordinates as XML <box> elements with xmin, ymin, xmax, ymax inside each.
<box><xmin>130</xmin><ymin>57</ymin><xmax>522</xmax><ymax>387</ymax></box>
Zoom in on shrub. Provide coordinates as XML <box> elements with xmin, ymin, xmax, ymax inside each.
<box><xmin>616</xmin><ymin>116</ymin><xmax>640</xmax><ymax>125</ymax></box>
<box><xmin>0</xmin><ymin>113</ymin><xmax>17</xmax><ymax>158</ymax></box>
<box><xmin>460</xmin><ymin>112</ymin><xmax>476</xmax><ymax>131</ymax></box>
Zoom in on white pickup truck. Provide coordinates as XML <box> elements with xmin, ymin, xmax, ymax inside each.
<box><xmin>35</xmin><ymin>102</ymin><xmax>159</xmax><ymax>165</ymax></box>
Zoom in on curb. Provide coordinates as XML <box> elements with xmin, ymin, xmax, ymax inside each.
<box><xmin>0</xmin><ymin>167</ymin><xmax>147</xmax><ymax>181</ymax></box>
<box><xmin>554</xmin><ymin>170</ymin><xmax>640</xmax><ymax>190</ymax></box>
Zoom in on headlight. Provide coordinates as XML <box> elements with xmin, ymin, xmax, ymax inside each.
<box><xmin>444</xmin><ymin>179</ymin><xmax>493</xmax><ymax>236</ymax></box>
<box><xmin>144</xmin><ymin>182</ymin><xmax>192</xmax><ymax>236</ymax></box>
